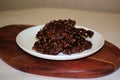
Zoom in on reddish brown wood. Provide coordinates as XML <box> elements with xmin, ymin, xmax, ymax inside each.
<box><xmin>0</xmin><ymin>25</ymin><xmax>120</xmax><ymax>78</ymax></box>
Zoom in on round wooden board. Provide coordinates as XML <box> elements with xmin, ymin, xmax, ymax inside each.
<box><xmin>0</xmin><ymin>25</ymin><xmax>120</xmax><ymax>78</ymax></box>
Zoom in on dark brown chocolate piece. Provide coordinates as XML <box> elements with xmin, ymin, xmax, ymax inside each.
<box><xmin>32</xmin><ymin>19</ymin><xmax>94</xmax><ymax>55</ymax></box>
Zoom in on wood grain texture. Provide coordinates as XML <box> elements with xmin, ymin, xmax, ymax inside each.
<box><xmin>0</xmin><ymin>25</ymin><xmax>120</xmax><ymax>78</ymax></box>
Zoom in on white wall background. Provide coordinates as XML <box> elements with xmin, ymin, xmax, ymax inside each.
<box><xmin>0</xmin><ymin>0</ymin><xmax>120</xmax><ymax>13</ymax></box>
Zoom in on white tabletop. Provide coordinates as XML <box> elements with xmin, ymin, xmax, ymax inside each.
<box><xmin>0</xmin><ymin>8</ymin><xmax>120</xmax><ymax>80</ymax></box>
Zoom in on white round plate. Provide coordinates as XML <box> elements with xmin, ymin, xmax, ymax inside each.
<box><xmin>16</xmin><ymin>25</ymin><xmax>104</xmax><ymax>60</ymax></box>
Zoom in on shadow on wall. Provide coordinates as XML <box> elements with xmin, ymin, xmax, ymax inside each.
<box><xmin>0</xmin><ymin>0</ymin><xmax>120</xmax><ymax>13</ymax></box>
